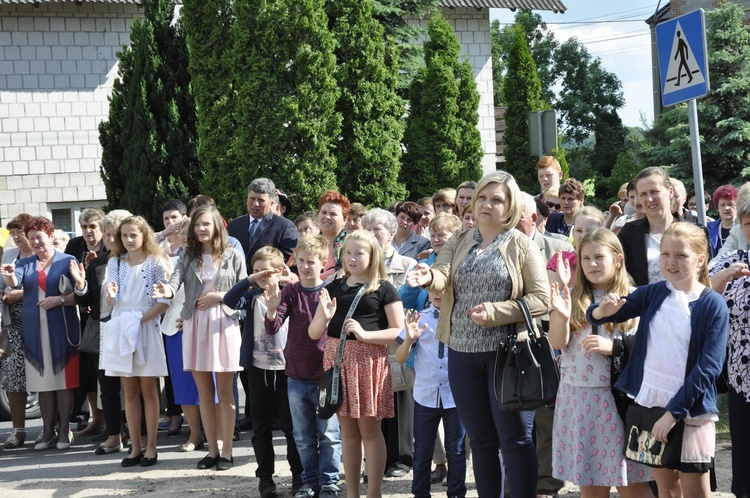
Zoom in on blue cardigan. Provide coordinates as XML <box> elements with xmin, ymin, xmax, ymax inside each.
<box><xmin>586</xmin><ymin>281</ymin><xmax>728</xmax><ymax>420</ymax></box>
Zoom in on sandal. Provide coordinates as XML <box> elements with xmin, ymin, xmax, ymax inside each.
<box><xmin>3</xmin><ymin>429</ymin><xmax>26</xmax><ymax>449</ymax></box>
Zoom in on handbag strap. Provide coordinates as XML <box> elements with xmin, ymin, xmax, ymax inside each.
<box><xmin>333</xmin><ymin>283</ymin><xmax>369</xmax><ymax>366</ymax></box>
<box><xmin>514</xmin><ymin>298</ymin><xmax>539</xmax><ymax>343</ymax></box>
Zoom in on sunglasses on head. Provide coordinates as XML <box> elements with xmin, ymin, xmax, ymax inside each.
<box><xmin>546</xmin><ymin>202</ymin><xmax>561</xmax><ymax>210</ymax></box>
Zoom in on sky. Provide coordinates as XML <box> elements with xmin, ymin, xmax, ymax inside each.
<box><xmin>490</xmin><ymin>0</ymin><xmax>661</xmax><ymax>129</ymax></box>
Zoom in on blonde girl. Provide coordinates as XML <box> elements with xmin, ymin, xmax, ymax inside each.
<box><xmin>153</xmin><ymin>205</ymin><xmax>246</xmax><ymax>471</ymax></box>
<box><xmin>589</xmin><ymin>222</ymin><xmax>729</xmax><ymax>498</ymax></box>
<box><xmin>549</xmin><ymin>229</ymin><xmax>653</xmax><ymax>497</ymax></box>
<box><xmin>102</xmin><ymin>216</ymin><xmax>169</xmax><ymax>467</ymax></box>
<box><xmin>309</xmin><ymin>230</ymin><xmax>405</xmax><ymax>498</ymax></box>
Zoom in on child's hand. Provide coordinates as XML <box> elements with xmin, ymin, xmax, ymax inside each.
<box><xmin>105</xmin><ymin>281</ymin><xmax>118</xmax><ymax>300</ymax></box>
<box><xmin>196</xmin><ymin>291</ymin><xmax>223</xmax><ymax>310</ymax></box>
<box><xmin>344</xmin><ymin>318</ymin><xmax>366</xmax><ymax>340</ymax></box>
<box><xmin>467</xmin><ymin>304</ymin><xmax>488</xmax><ymax>326</ymax></box>
<box><xmin>652</xmin><ymin>411</ymin><xmax>677</xmax><ymax>444</ymax></box>
<box><xmin>152</xmin><ymin>281</ymin><xmax>171</xmax><ymax>299</ymax></box>
<box><xmin>407</xmin><ymin>264</ymin><xmax>432</xmax><ymax>288</ymax></box>
<box><xmin>549</xmin><ymin>283</ymin><xmax>571</xmax><ymax>319</ymax></box>
<box><xmin>264</xmin><ymin>284</ymin><xmax>282</xmax><ymax>313</ymax></box>
<box><xmin>405</xmin><ymin>310</ymin><xmax>427</xmax><ymax>341</ymax></box>
<box><xmin>278</xmin><ymin>266</ymin><xmax>298</xmax><ymax>285</ymax></box>
<box><xmin>581</xmin><ymin>334</ymin><xmax>613</xmax><ymax>356</ymax></box>
<box><xmin>553</xmin><ymin>250</ymin><xmax>571</xmax><ymax>287</ymax></box>
<box><xmin>318</xmin><ymin>288</ymin><xmax>337</xmax><ymax>321</ymax></box>
<box><xmin>720</xmin><ymin>262</ymin><xmax>750</xmax><ymax>283</ymax></box>
<box><xmin>595</xmin><ymin>292</ymin><xmax>626</xmax><ymax>319</ymax></box>
<box><xmin>248</xmin><ymin>268</ymin><xmax>281</xmax><ymax>284</ymax></box>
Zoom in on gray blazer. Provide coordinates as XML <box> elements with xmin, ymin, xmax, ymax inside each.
<box><xmin>166</xmin><ymin>248</ymin><xmax>248</xmax><ymax>321</ymax></box>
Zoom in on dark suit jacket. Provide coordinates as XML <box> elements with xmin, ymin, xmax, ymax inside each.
<box><xmin>618</xmin><ymin>216</ymin><xmax>708</xmax><ymax>287</ymax></box>
<box><xmin>64</xmin><ymin>235</ymin><xmax>107</xmax><ymax>264</ymax></box>
<box><xmin>394</xmin><ymin>231</ymin><xmax>431</xmax><ymax>260</ymax></box>
<box><xmin>226</xmin><ymin>211</ymin><xmax>298</xmax><ymax>264</ymax></box>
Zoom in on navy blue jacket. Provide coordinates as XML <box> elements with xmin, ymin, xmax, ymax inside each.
<box><xmin>586</xmin><ymin>281</ymin><xmax>728</xmax><ymax>420</ymax></box>
<box><xmin>227</xmin><ymin>211</ymin><xmax>298</xmax><ymax>265</ymax></box>
<box><xmin>223</xmin><ymin>278</ymin><xmax>263</xmax><ymax>370</ymax></box>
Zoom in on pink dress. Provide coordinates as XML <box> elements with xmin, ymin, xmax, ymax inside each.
<box><xmin>182</xmin><ymin>255</ymin><xmax>242</xmax><ymax>372</ymax></box>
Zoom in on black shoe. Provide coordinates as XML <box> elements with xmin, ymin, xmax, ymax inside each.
<box><xmin>233</xmin><ymin>429</ymin><xmax>240</xmax><ymax>442</ymax></box>
<box><xmin>197</xmin><ymin>454</ymin><xmax>219</xmax><ymax>470</ymax></box>
<box><xmin>259</xmin><ymin>476</ymin><xmax>277</xmax><ymax>498</ymax></box>
<box><xmin>140</xmin><ymin>453</ymin><xmax>158</xmax><ymax>467</ymax></box>
<box><xmin>238</xmin><ymin>417</ymin><xmax>252</xmax><ymax>431</ymax></box>
<box><xmin>121</xmin><ymin>452</ymin><xmax>144</xmax><ymax>467</ymax></box>
<box><xmin>166</xmin><ymin>416</ymin><xmax>183</xmax><ymax>436</ymax></box>
<box><xmin>216</xmin><ymin>456</ymin><xmax>234</xmax><ymax>471</ymax></box>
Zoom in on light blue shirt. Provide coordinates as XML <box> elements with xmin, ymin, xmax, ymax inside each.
<box><xmin>396</xmin><ymin>305</ymin><xmax>455</xmax><ymax>409</ymax></box>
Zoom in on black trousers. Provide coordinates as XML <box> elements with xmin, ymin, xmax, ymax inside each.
<box><xmin>248</xmin><ymin>366</ymin><xmax>302</xmax><ymax>478</ymax></box>
<box><xmin>97</xmin><ymin>369</ymin><xmax>122</xmax><ymax>437</ymax></box>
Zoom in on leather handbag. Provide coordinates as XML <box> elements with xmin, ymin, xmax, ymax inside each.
<box><xmin>78</xmin><ymin>318</ymin><xmax>100</xmax><ymax>354</ymax></box>
<box><xmin>317</xmin><ymin>284</ymin><xmax>368</xmax><ymax>419</ymax></box>
<box><xmin>494</xmin><ymin>298</ymin><xmax>560</xmax><ymax>411</ymax></box>
<box><xmin>59</xmin><ymin>274</ymin><xmax>80</xmax><ymax>348</ymax></box>
<box><xmin>624</xmin><ymin>404</ymin><xmax>684</xmax><ymax>468</ymax></box>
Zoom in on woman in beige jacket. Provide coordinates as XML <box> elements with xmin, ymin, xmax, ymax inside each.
<box><xmin>408</xmin><ymin>171</ymin><xmax>549</xmax><ymax>498</ymax></box>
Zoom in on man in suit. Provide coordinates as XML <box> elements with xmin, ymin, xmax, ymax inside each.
<box><xmin>227</xmin><ymin>178</ymin><xmax>298</xmax><ymax>264</ymax></box>
<box><xmin>516</xmin><ymin>192</ymin><xmax>572</xmax><ymax>498</ymax></box>
<box><xmin>226</xmin><ymin>178</ymin><xmax>298</xmax><ymax>431</ymax></box>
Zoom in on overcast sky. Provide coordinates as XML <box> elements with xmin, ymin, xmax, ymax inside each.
<box><xmin>490</xmin><ymin>1</ymin><xmax>661</xmax><ymax>129</ymax></box>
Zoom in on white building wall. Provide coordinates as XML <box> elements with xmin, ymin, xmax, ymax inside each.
<box><xmin>407</xmin><ymin>7</ymin><xmax>497</xmax><ymax>175</ymax></box>
<box><xmin>0</xmin><ymin>2</ymin><xmax>141</xmax><ymax>229</ymax></box>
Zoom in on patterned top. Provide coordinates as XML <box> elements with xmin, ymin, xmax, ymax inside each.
<box><xmin>710</xmin><ymin>250</ymin><xmax>750</xmax><ymax>402</ymax></box>
<box><xmin>106</xmin><ymin>254</ymin><xmax>169</xmax><ymax>310</ymax></box>
<box><xmin>449</xmin><ymin>229</ymin><xmax>513</xmax><ymax>353</ymax></box>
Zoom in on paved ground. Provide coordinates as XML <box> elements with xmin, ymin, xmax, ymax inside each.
<box><xmin>0</xmin><ymin>413</ymin><xmax>736</xmax><ymax>498</ymax></box>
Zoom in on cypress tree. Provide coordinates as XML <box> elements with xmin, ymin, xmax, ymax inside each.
<box><xmin>400</xmin><ymin>11</ymin><xmax>483</xmax><ymax>200</ymax></box>
<box><xmin>501</xmin><ymin>25</ymin><xmax>545</xmax><ymax>194</ymax></box>
<box><xmin>99</xmin><ymin>0</ymin><xmax>199</xmax><ymax>227</ymax></box>
<box><xmin>232</xmin><ymin>0</ymin><xmax>340</xmax><ymax>214</ymax></box>
<box><xmin>329</xmin><ymin>0</ymin><xmax>406</xmax><ymax>207</ymax></box>
<box><xmin>182</xmin><ymin>0</ymin><xmax>237</xmax><ymax>216</ymax></box>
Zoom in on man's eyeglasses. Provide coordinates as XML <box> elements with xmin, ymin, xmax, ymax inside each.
<box><xmin>80</xmin><ymin>224</ymin><xmax>99</xmax><ymax>230</ymax></box>
<box><xmin>546</xmin><ymin>202</ymin><xmax>561</xmax><ymax>210</ymax></box>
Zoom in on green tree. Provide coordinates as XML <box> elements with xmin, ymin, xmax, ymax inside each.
<box><xmin>99</xmin><ymin>0</ymin><xmax>199</xmax><ymax>227</ymax></box>
<box><xmin>371</xmin><ymin>0</ymin><xmax>440</xmax><ymax>91</ymax></box>
<box><xmin>501</xmin><ymin>25</ymin><xmax>545</xmax><ymax>194</ymax></box>
<box><xmin>400</xmin><ymin>12</ymin><xmax>483</xmax><ymax>200</ymax></box>
<box><xmin>182</xmin><ymin>0</ymin><xmax>237</xmax><ymax>216</ymax></box>
<box><xmin>329</xmin><ymin>0</ymin><xmax>406</xmax><ymax>206</ymax></box>
<box><xmin>231</xmin><ymin>0</ymin><xmax>340</xmax><ymax>214</ymax></box>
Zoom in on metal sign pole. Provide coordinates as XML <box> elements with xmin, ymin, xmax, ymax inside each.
<box><xmin>687</xmin><ymin>98</ymin><xmax>706</xmax><ymax>225</ymax></box>
<box><xmin>537</xmin><ymin>111</ymin><xmax>544</xmax><ymax>158</ymax></box>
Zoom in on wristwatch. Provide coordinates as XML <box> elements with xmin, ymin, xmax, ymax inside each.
<box><xmin>60</xmin><ymin>296</ymin><xmax>65</xmax><ymax>304</ymax></box>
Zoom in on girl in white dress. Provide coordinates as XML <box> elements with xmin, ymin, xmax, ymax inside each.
<box><xmin>103</xmin><ymin>216</ymin><xmax>169</xmax><ymax>468</ymax></box>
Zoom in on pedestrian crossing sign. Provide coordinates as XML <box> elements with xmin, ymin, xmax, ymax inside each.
<box><xmin>656</xmin><ymin>9</ymin><xmax>709</xmax><ymax>107</ymax></box>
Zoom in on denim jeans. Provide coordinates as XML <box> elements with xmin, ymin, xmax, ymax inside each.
<box><xmin>412</xmin><ymin>401</ymin><xmax>466</xmax><ymax>498</ymax></box>
<box><xmin>287</xmin><ymin>377</ymin><xmax>342</xmax><ymax>487</ymax></box>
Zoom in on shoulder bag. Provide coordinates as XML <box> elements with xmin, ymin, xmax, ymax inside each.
<box><xmin>494</xmin><ymin>298</ymin><xmax>560</xmax><ymax>411</ymax></box>
<box><xmin>317</xmin><ymin>283</ymin><xmax>368</xmax><ymax>419</ymax></box>
<box><xmin>59</xmin><ymin>273</ymin><xmax>80</xmax><ymax>348</ymax></box>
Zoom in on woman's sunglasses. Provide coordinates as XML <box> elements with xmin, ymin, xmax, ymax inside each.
<box><xmin>546</xmin><ymin>202</ymin><xmax>561</xmax><ymax>210</ymax></box>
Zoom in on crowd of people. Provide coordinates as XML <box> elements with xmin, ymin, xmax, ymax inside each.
<box><xmin>0</xmin><ymin>161</ymin><xmax>746</xmax><ymax>498</ymax></box>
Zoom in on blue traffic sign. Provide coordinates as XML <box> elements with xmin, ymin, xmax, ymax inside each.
<box><xmin>656</xmin><ymin>9</ymin><xmax>710</xmax><ymax>106</ymax></box>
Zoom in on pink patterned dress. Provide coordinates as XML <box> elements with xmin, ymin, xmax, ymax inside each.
<box><xmin>552</xmin><ymin>309</ymin><xmax>653</xmax><ymax>486</ymax></box>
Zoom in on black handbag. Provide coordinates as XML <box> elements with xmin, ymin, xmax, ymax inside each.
<box><xmin>317</xmin><ymin>284</ymin><xmax>368</xmax><ymax>420</ymax></box>
<box><xmin>610</xmin><ymin>328</ymin><xmax>636</xmax><ymax>423</ymax></box>
<box><xmin>624</xmin><ymin>404</ymin><xmax>684</xmax><ymax>468</ymax></box>
<box><xmin>494</xmin><ymin>298</ymin><xmax>560</xmax><ymax>411</ymax></box>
